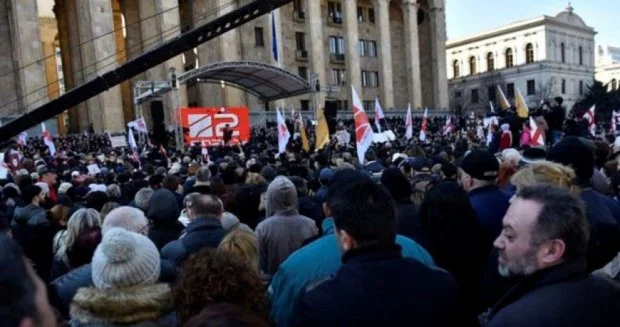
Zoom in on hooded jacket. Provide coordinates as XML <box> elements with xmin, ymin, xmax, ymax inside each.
<box><xmin>11</xmin><ymin>204</ymin><xmax>55</xmax><ymax>281</ymax></box>
<box><xmin>256</xmin><ymin>176</ymin><xmax>318</xmax><ymax>275</ymax></box>
<box><xmin>69</xmin><ymin>283</ymin><xmax>176</xmax><ymax>327</ymax></box>
<box><xmin>146</xmin><ymin>189</ymin><xmax>183</xmax><ymax>250</ymax></box>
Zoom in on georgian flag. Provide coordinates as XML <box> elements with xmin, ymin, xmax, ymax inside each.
<box><xmin>583</xmin><ymin>105</ymin><xmax>596</xmax><ymax>136</ymax></box>
<box><xmin>352</xmin><ymin>86</ymin><xmax>373</xmax><ymax>164</ymax></box>
<box><xmin>419</xmin><ymin>108</ymin><xmax>428</xmax><ymax>142</ymax></box>
<box><xmin>374</xmin><ymin>98</ymin><xmax>385</xmax><ymax>132</ymax></box>
<box><xmin>276</xmin><ymin>108</ymin><xmax>290</xmax><ymax>154</ymax></box>
<box><xmin>41</xmin><ymin>122</ymin><xmax>56</xmax><ymax>156</ymax></box>
<box><xmin>530</xmin><ymin>117</ymin><xmax>545</xmax><ymax>146</ymax></box>
<box><xmin>405</xmin><ymin>103</ymin><xmax>413</xmax><ymax>140</ymax></box>
<box><xmin>443</xmin><ymin>115</ymin><xmax>454</xmax><ymax>135</ymax></box>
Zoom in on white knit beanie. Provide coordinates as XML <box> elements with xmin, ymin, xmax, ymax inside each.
<box><xmin>91</xmin><ymin>228</ymin><xmax>160</xmax><ymax>289</ymax></box>
<box><xmin>58</xmin><ymin>182</ymin><xmax>73</xmax><ymax>195</ymax></box>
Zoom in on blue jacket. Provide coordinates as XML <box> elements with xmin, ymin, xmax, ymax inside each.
<box><xmin>468</xmin><ymin>185</ymin><xmax>510</xmax><ymax>242</ymax></box>
<box><xmin>580</xmin><ymin>189</ymin><xmax>620</xmax><ymax>270</ymax></box>
<box><xmin>268</xmin><ymin>218</ymin><xmax>434</xmax><ymax>327</ymax></box>
<box><xmin>294</xmin><ymin>244</ymin><xmax>457</xmax><ymax>327</ymax></box>
<box><xmin>161</xmin><ymin>216</ymin><xmax>227</xmax><ymax>267</ymax></box>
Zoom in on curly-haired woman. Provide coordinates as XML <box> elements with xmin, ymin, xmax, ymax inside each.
<box><xmin>173</xmin><ymin>248</ymin><xmax>267</xmax><ymax>324</ymax></box>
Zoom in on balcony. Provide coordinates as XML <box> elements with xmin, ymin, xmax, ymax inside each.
<box><xmin>293</xmin><ymin>11</ymin><xmax>305</xmax><ymax>22</ymax></box>
<box><xmin>330</xmin><ymin>53</ymin><xmax>345</xmax><ymax>64</ymax></box>
<box><xmin>328</xmin><ymin>14</ymin><xmax>343</xmax><ymax>26</ymax></box>
<box><xmin>296</xmin><ymin>49</ymin><xmax>308</xmax><ymax>61</ymax></box>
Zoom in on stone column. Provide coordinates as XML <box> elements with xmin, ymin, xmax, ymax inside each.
<box><xmin>217</xmin><ymin>0</ymin><xmax>245</xmax><ymax>107</ymax></box>
<box><xmin>343</xmin><ymin>0</ymin><xmax>361</xmax><ymax>108</ymax></box>
<box><xmin>76</xmin><ymin>0</ymin><xmax>125</xmax><ymax>133</ymax></box>
<box><xmin>429</xmin><ymin>4</ymin><xmax>449</xmax><ymax>109</ymax></box>
<box><xmin>375</xmin><ymin>0</ymin><xmax>394</xmax><ymax>109</ymax></box>
<box><xmin>194</xmin><ymin>0</ymin><xmax>223</xmax><ymax>107</ymax></box>
<box><xmin>9</xmin><ymin>0</ymin><xmax>49</xmax><ymax>112</ymax></box>
<box><xmin>112</xmin><ymin>0</ymin><xmax>134</xmax><ymax>126</ymax></box>
<box><xmin>306</xmin><ymin>0</ymin><xmax>327</xmax><ymax>110</ymax></box>
<box><xmin>403</xmin><ymin>0</ymin><xmax>422</xmax><ymax>109</ymax></box>
<box><xmin>139</xmin><ymin>0</ymin><xmax>188</xmax><ymax>127</ymax></box>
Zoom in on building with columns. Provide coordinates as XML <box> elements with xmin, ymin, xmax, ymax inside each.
<box><xmin>595</xmin><ymin>45</ymin><xmax>620</xmax><ymax>92</ymax></box>
<box><xmin>446</xmin><ymin>4</ymin><xmax>595</xmax><ymax>114</ymax></box>
<box><xmin>0</xmin><ymin>0</ymin><xmax>448</xmax><ymax>134</ymax></box>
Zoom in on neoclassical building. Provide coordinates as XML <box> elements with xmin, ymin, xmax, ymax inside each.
<box><xmin>595</xmin><ymin>45</ymin><xmax>620</xmax><ymax>92</ymax></box>
<box><xmin>0</xmin><ymin>0</ymin><xmax>448</xmax><ymax>134</ymax></box>
<box><xmin>446</xmin><ymin>4</ymin><xmax>595</xmax><ymax>113</ymax></box>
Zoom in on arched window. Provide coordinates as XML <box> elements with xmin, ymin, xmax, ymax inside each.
<box><xmin>505</xmin><ymin>48</ymin><xmax>514</xmax><ymax>68</ymax></box>
<box><xmin>487</xmin><ymin>52</ymin><xmax>494</xmax><ymax>71</ymax></box>
<box><xmin>560</xmin><ymin>42</ymin><xmax>565</xmax><ymax>63</ymax></box>
<box><xmin>612</xmin><ymin>79</ymin><xmax>618</xmax><ymax>91</ymax></box>
<box><xmin>525</xmin><ymin>43</ymin><xmax>534</xmax><ymax>64</ymax></box>
<box><xmin>453</xmin><ymin>60</ymin><xmax>460</xmax><ymax>78</ymax></box>
<box><xmin>578</xmin><ymin>46</ymin><xmax>583</xmax><ymax>65</ymax></box>
<box><xmin>469</xmin><ymin>56</ymin><xmax>477</xmax><ymax>75</ymax></box>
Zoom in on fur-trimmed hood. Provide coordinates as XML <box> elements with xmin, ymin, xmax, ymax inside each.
<box><xmin>70</xmin><ymin>283</ymin><xmax>176</xmax><ymax>327</ymax></box>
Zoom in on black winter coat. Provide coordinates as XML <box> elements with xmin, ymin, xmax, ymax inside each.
<box><xmin>481</xmin><ymin>258</ymin><xmax>620</xmax><ymax>327</ymax></box>
<box><xmin>294</xmin><ymin>244</ymin><xmax>458</xmax><ymax>327</ymax></box>
<box><xmin>161</xmin><ymin>216</ymin><xmax>227</xmax><ymax>268</ymax></box>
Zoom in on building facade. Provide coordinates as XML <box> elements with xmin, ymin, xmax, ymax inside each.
<box><xmin>595</xmin><ymin>45</ymin><xmax>620</xmax><ymax>92</ymax></box>
<box><xmin>0</xmin><ymin>0</ymin><xmax>448</xmax><ymax>134</ymax></box>
<box><xmin>446</xmin><ymin>4</ymin><xmax>595</xmax><ymax>114</ymax></box>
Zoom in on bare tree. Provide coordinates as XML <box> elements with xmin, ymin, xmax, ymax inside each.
<box><xmin>535</xmin><ymin>77</ymin><xmax>558</xmax><ymax>104</ymax></box>
<box><xmin>478</xmin><ymin>72</ymin><xmax>506</xmax><ymax>106</ymax></box>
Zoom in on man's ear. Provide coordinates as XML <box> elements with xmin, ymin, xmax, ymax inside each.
<box><xmin>322</xmin><ymin>202</ymin><xmax>332</xmax><ymax>218</ymax></box>
<box><xmin>539</xmin><ymin>239</ymin><xmax>566</xmax><ymax>266</ymax></box>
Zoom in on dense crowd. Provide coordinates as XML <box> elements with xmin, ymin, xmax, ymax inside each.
<box><xmin>1</xmin><ymin>97</ymin><xmax>620</xmax><ymax>326</ymax></box>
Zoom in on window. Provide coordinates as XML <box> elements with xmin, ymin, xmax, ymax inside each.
<box><xmin>469</xmin><ymin>56</ymin><xmax>477</xmax><ymax>75</ymax></box>
<box><xmin>561</xmin><ymin>79</ymin><xmax>566</xmax><ymax>94</ymax></box>
<box><xmin>612</xmin><ymin>79</ymin><xmax>618</xmax><ymax>91</ymax></box>
<box><xmin>527</xmin><ymin>79</ymin><xmax>536</xmax><ymax>95</ymax></box>
<box><xmin>505</xmin><ymin>48</ymin><xmax>514</xmax><ymax>68</ymax></box>
<box><xmin>293</xmin><ymin>0</ymin><xmax>305</xmax><ymax>18</ymax></box>
<box><xmin>357</xmin><ymin>6</ymin><xmax>364</xmax><ymax>22</ymax></box>
<box><xmin>337</xmin><ymin>100</ymin><xmax>349</xmax><ymax>110</ymax></box>
<box><xmin>471</xmin><ymin>89</ymin><xmax>479</xmax><ymax>103</ymax></box>
<box><xmin>455</xmin><ymin>91</ymin><xmax>462</xmax><ymax>98</ymax></box>
<box><xmin>295</xmin><ymin>32</ymin><xmax>306</xmax><ymax>51</ymax></box>
<box><xmin>453</xmin><ymin>60</ymin><xmax>460</xmax><ymax>78</ymax></box>
<box><xmin>363</xmin><ymin>100</ymin><xmax>374</xmax><ymax>112</ymax></box>
<box><xmin>560</xmin><ymin>43</ymin><xmax>565</xmax><ymax>63</ymax></box>
<box><xmin>579</xmin><ymin>46</ymin><xmax>583</xmax><ymax>65</ymax></box>
<box><xmin>507</xmin><ymin>83</ymin><xmax>515</xmax><ymax>98</ymax></box>
<box><xmin>330</xmin><ymin>68</ymin><xmax>346</xmax><ymax>85</ymax></box>
<box><xmin>368</xmin><ymin>8</ymin><xmax>375</xmax><ymax>23</ymax></box>
<box><xmin>329</xmin><ymin>36</ymin><xmax>345</xmax><ymax>54</ymax></box>
<box><xmin>298</xmin><ymin>66</ymin><xmax>308</xmax><ymax>80</ymax></box>
<box><xmin>487</xmin><ymin>52</ymin><xmax>494</xmax><ymax>71</ymax></box>
<box><xmin>359</xmin><ymin>40</ymin><xmax>366</xmax><ymax>57</ymax></box>
<box><xmin>328</xmin><ymin>2</ymin><xmax>342</xmax><ymax>24</ymax></box>
<box><xmin>579</xmin><ymin>80</ymin><xmax>584</xmax><ymax>95</ymax></box>
<box><xmin>488</xmin><ymin>86</ymin><xmax>496</xmax><ymax>102</ymax></box>
<box><xmin>525</xmin><ymin>43</ymin><xmax>534</xmax><ymax>64</ymax></box>
<box><xmin>361</xmin><ymin>71</ymin><xmax>379</xmax><ymax>87</ymax></box>
<box><xmin>254</xmin><ymin>27</ymin><xmax>264</xmax><ymax>47</ymax></box>
<box><xmin>300</xmin><ymin>100</ymin><xmax>310</xmax><ymax>111</ymax></box>
<box><xmin>368</xmin><ymin>41</ymin><xmax>377</xmax><ymax>57</ymax></box>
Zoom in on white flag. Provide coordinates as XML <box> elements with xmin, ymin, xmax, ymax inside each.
<box><xmin>128</xmin><ymin>128</ymin><xmax>138</xmax><ymax>150</ymax></box>
<box><xmin>405</xmin><ymin>103</ymin><xmax>413</xmax><ymax>140</ymax></box>
<box><xmin>374</xmin><ymin>98</ymin><xmax>385</xmax><ymax>133</ymax></box>
<box><xmin>18</xmin><ymin>132</ymin><xmax>28</xmax><ymax>146</ymax></box>
<box><xmin>583</xmin><ymin>105</ymin><xmax>596</xmax><ymax>136</ymax></box>
<box><xmin>276</xmin><ymin>108</ymin><xmax>290</xmax><ymax>154</ymax></box>
<box><xmin>352</xmin><ymin>86</ymin><xmax>373</xmax><ymax>164</ymax></box>
<box><xmin>41</xmin><ymin>122</ymin><xmax>56</xmax><ymax>156</ymax></box>
<box><xmin>529</xmin><ymin>117</ymin><xmax>545</xmax><ymax>146</ymax></box>
<box><xmin>419</xmin><ymin>108</ymin><xmax>428</xmax><ymax>142</ymax></box>
<box><xmin>128</xmin><ymin>117</ymin><xmax>148</xmax><ymax>133</ymax></box>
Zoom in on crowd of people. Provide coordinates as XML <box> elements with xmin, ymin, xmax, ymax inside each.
<box><xmin>1</xmin><ymin>97</ymin><xmax>620</xmax><ymax>326</ymax></box>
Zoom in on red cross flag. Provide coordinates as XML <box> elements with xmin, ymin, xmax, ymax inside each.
<box><xmin>352</xmin><ymin>86</ymin><xmax>373</xmax><ymax>164</ymax></box>
<box><xmin>276</xmin><ymin>108</ymin><xmax>290</xmax><ymax>154</ymax></box>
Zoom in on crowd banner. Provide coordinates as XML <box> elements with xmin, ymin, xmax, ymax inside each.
<box><xmin>180</xmin><ymin>107</ymin><xmax>251</xmax><ymax>145</ymax></box>
<box><xmin>109</xmin><ymin>135</ymin><xmax>128</xmax><ymax>148</ymax></box>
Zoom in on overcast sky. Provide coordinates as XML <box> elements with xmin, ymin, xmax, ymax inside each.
<box><xmin>36</xmin><ymin>0</ymin><xmax>617</xmax><ymax>47</ymax></box>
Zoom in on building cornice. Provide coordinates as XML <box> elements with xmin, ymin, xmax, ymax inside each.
<box><xmin>449</xmin><ymin>60</ymin><xmax>595</xmax><ymax>84</ymax></box>
<box><xmin>447</xmin><ymin>15</ymin><xmax>595</xmax><ymax>49</ymax></box>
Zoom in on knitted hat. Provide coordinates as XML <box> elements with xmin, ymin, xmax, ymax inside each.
<box><xmin>58</xmin><ymin>182</ymin><xmax>73</xmax><ymax>195</ymax></box>
<box><xmin>91</xmin><ymin>228</ymin><xmax>160</xmax><ymax>289</ymax></box>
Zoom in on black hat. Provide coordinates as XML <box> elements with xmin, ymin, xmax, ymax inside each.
<box><xmin>459</xmin><ymin>151</ymin><xmax>499</xmax><ymax>181</ymax></box>
<box><xmin>37</xmin><ymin>167</ymin><xmax>56</xmax><ymax>175</ymax></box>
<box><xmin>547</xmin><ymin>136</ymin><xmax>594</xmax><ymax>183</ymax></box>
<box><xmin>400</xmin><ymin>157</ymin><xmax>432</xmax><ymax>172</ymax></box>
<box><xmin>520</xmin><ymin>147</ymin><xmax>547</xmax><ymax>165</ymax></box>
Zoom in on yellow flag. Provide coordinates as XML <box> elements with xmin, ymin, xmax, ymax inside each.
<box><xmin>515</xmin><ymin>88</ymin><xmax>529</xmax><ymax>118</ymax></box>
<box><xmin>496</xmin><ymin>85</ymin><xmax>510</xmax><ymax>110</ymax></box>
<box><xmin>299</xmin><ymin>119</ymin><xmax>310</xmax><ymax>152</ymax></box>
<box><xmin>315</xmin><ymin>108</ymin><xmax>330</xmax><ymax>150</ymax></box>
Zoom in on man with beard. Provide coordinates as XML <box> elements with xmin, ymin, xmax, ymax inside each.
<box><xmin>481</xmin><ymin>185</ymin><xmax>620</xmax><ymax>327</ymax></box>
